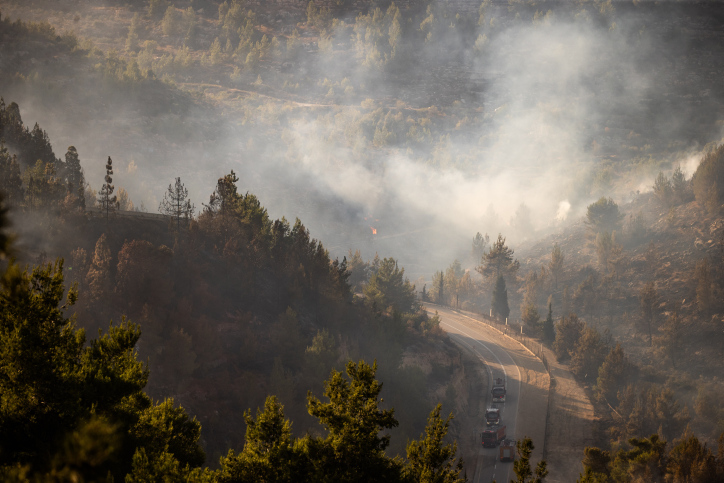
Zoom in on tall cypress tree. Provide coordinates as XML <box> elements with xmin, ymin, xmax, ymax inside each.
<box><xmin>491</xmin><ymin>274</ymin><xmax>509</xmax><ymax>322</ymax></box>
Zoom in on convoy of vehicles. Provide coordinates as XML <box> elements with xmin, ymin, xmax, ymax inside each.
<box><xmin>481</xmin><ymin>377</ymin><xmax>511</xmax><ymax>451</ymax></box>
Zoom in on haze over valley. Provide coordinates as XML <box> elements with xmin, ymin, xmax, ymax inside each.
<box><xmin>1</xmin><ymin>0</ymin><xmax>724</xmax><ymax>481</ymax></box>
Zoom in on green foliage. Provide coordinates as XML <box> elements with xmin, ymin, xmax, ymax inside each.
<box><xmin>218</xmin><ymin>396</ymin><xmax>298</xmax><ymax>483</ymax></box>
<box><xmin>131</xmin><ymin>399</ymin><xmax>205</xmax><ymax>467</ymax></box>
<box><xmin>613</xmin><ymin>385</ymin><xmax>690</xmax><ymax>442</ymax></box>
<box><xmin>570</xmin><ymin>325</ymin><xmax>610</xmax><ymax>383</ymax></box>
<box><xmin>353</xmin><ymin>4</ymin><xmax>401</xmax><ymax>69</ymax></box>
<box><xmin>403</xmin><ymin>404</ymin><xmax>465</xmax><ymax>483</ymax></box>
<box><xmin>513</xmin><ymin>437</ymin><xmax>548</xmax><ymax>483</ymax></box>
<box><xmin>610</xmin><ymin>434</ymin><xmax>667</xmax><ymax>482</ymax></box>
<box><xmin>491</xmin><ymin>273</ymin><xmax>509</xmax><ymax>321</ymax></box>
<box><xmin>364</xmin><ymin>257</ymin><xmax>417</xmax><ymax>313</ymax></box>
<box><xmin>666</xmin><ymin>432</ymin><xmax>720</xmax><ymax>483</ymax></box>
<box><xmin>553</xmin><ymin>313</ymin><xmax>584</xmax><ymax>362</ymax></box>
<box><xmin>585</xmin><ymin>197</ymin><xmax>624</xmax><ymax>236</ymax></box>
<box><xmin>476</xmin><ymin>234</ymin><xmax>519</xmax><ymax>280</ymax></box>
<box><xmin>0</xmin><ymin>257</ymin><xmax>205</xmax><ymax>479</ymax></box>
<box><xmin>595</xmin><ymin>343</ymin><xmax>630</xmax><ymax>405</ymax></box>
<box><xmin>692</xmin><ymin>144</ymin><xmax>724</xmax><ymax>214</ymax></box>
<box><xmin>306</xmin><ymin>360</ymin><xmax>402</xmax><ymax>482</ymax></box>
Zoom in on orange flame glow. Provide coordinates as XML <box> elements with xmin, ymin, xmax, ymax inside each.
<box><xmin>370</xmin><ymin>227</ymin><xmax>377</xmax><ymax>235</ymax></box>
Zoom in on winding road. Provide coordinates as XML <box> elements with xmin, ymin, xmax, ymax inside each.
<box><xmin>425</xmin><ymin>305</ymin><xmax>550</xmax><ymax>483</ymax></box>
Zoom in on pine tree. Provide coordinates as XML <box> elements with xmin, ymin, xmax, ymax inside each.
<box><xmin>306</xmin><ymin>360</ymin><xmax>401</xmax><ymax>482</ymax></box>
<box><xmin>218</xmin><ymin>396</ymin><xmax>297</xmax><ymax>483</ymax></box>
<box><xmin>64</xmin><ymin>146</ymin><xmax>84</xmax><ymax>199</ymax></box>
<box><xmin>553</xmin><ymin>314</ymin><xmax>584</xmax><ymax>362</ymax></box>
<box><xmin>595</xmin><ymin>343</ymin><xmax>629</xmax><ymax>404</ymax></box>
<box><xmin>159</xmin><ymin>177</ymin><xmax>195</xmax><ymax>229</ymax></box>
<box><xmin>585</xmin><ymin>197</ymin><xmax>624</xmax><ymax>236</ymax></box>
<box><xmin>513</xmin><ymin>437</ymin><xmax>548</xmax><ymax>483</ymax></box>
<box><xmin>97</xmin><ymin>156</ymin><xmax>117</xmax><ymax>220</ymax></box>
<box><xmin>491</xmin><ymin>273</ymin><xmax>509</xmax><ymax>322</ymax></box>
<box><xmin>404</xmin><ymin>404</ymin><xmax>466</xmax><ymax>483</ymax></box>
<box><xmin>476</xmin><ymin>234</ymin><xmax>519</xmax><ymax>280</ymax></box>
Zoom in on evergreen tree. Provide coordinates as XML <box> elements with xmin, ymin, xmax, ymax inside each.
<box><xmin>97</xmin><ymin>156</ymin><xmax>117</xmax><ymax>220</ymax></box>
<box><xmin>403</xmin><ymin>404</ymin><xmax>466</xmax><ymax>483</ymax></box>
<box><xmin>306</xmin><ymin>360</ymin><xmax>401</xmax><ymax>482</ymax></box>
<box><xmin>159</xmin><ymin>177</ymin><xmax>195</xmax><ymax>229</ymax></box>
<box><xmin>595</xmin><ymin>343</ymin><xmax>630</xmax><ymax>404</ymax></box>
<box><xmin>218</xmin><ymin>396</ymin><xmax>298</xmax><ymax>483</ymax></box>
<box><xmin>491</xmin><ymin>273</ymin><xmax>509</xmax><ymax>322</ymax></box>
<box><xmin>204</xmin><ymin>170</ymin><xmax>241</xmax><ymax>216</ymax></box>
<box><xmin>476</xmin><ymin>234</ymin><xmax>519</xmax><ymax>280</ymax></box>
<box><xmin>513</xmin><ymin>437</ymin><xmax>548</xmax><ymax>483</ymax></box>
<box><xmin>667</xmin><ymin>432</ymin><xmax>719</xmax><ymax>482</ymax></box>
<box><xmin>553</xmin><ymin>314</ymin><xmax>584</xmax><ymax>362</ymax></box>
<box><xmin>64</xmin><ymin>146</ymin><xmax>84</xmax><ymax>206</ymax></box>
<box><xmin>569</xmin><ymin>326</ymin><xmax>609</xmax><ymax>383</ymax></box>
<box><xmin>364</xmin><ymin>257</ymin><xmax>417</xmax><ymax>313</ymax></box>
<box><xmin>585</xmin><ymin>197</ymin><xmax>624</xmax><ymax>236</ymax></box>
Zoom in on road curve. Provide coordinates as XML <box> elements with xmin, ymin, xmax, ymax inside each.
<box><xmin>425</xmin><ymin>304</ymin><xmax>549</xmax><ymax>483</ymax></box>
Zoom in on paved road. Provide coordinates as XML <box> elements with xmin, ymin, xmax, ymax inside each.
<box><xmin>425</xmin><ymin>305</ymin><xmax>549</xmax><ymax>483</ymax></box>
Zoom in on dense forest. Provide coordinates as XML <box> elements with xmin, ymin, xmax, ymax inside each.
<box><xmin>3</xmin><ymin>0</ymin><xmax>724</xmax><ymax>481</ymax></box>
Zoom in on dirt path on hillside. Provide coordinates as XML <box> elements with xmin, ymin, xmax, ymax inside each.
<box><xmin>540</xmin><ymin>345</ymin><xmax>596</xmax><ymax>483</ymax></box>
